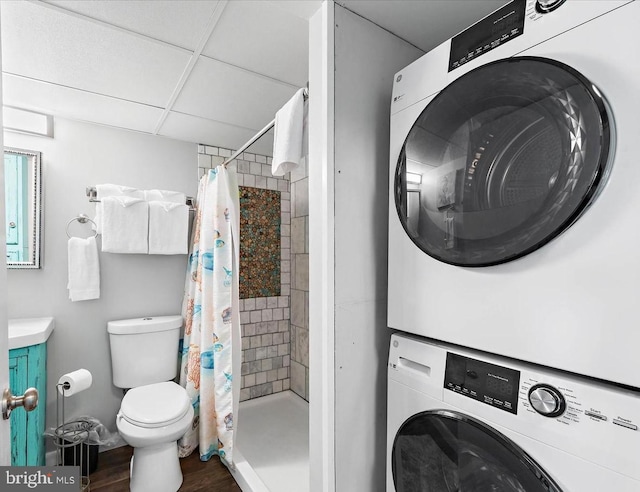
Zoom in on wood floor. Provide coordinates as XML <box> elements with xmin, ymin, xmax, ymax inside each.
<box><xmin>89</xmin><ymin>445</ymin><xmax>241</xmax><ymax>492</ymax></box>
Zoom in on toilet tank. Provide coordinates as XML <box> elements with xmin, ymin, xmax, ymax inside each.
<box><xmin>107</xmin><ymin>315</ymin><xmax>183</xmax><ymax>389</ymax></box>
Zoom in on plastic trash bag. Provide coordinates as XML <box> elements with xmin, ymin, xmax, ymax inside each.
<box><xmin>44</xmin><ymin>416</ymin><xmax>119</xmax><ymax>446</ymax></box>
<box><xmin>73</xmin><ymin>416</ymin><xmax>119</xmax><ymax>446</ymax></box>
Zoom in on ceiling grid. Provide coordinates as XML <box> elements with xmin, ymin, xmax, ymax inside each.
<box><xmin>1</xmin><ymin>1</ymin><xmax>506</xmax><ymax>154</ymax></box>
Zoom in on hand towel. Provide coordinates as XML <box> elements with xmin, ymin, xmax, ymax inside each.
<box><xmin>144</xmin><ymin>189</ymin><xmax>187</xmax><ymax>204</ymax></box>
<box><xmin>148</xmin><ymin>201</ymin><xmax>189</xmax><ymax>255</ymax></box>
<box><xmin>94</xmin><ymin>184</ymin><xmax>144</xmax><ymax>234</ymax></box>
<box><xmin>101</xmin><ymin>196</ymin><xmax>149</xmax><ymax>254</ymax></box>
<box><xmin>272</xmin><ymin>88</ymin><xmax>305</xmax><ymax>176</ymax></box>
<box><xmin>67</xmin><ymin>236</ymin><xmax>100</xmax><ymax>301</ymax></box>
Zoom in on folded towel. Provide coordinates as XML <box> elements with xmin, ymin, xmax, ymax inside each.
<box><xmin>96</xmin><ymin>184</ymin><xmax>144</xmax><ymax>200</ymax></box>
<box><xmin>101</xmin><ymin>196</ymin><xmax>149</xmax><ymax>254</ymax></box>
<box><xmin>144</xmin><ymin>189</ymin><xmax>186</xmax><ymax>204</ymax></box>
<box><xmin>148</xmin><ymin>201</ymin><xmax>189</xmax><ymax>255</ymax></box>
<box><xmin>272</xmin><ymin>88</ymin><xmax>305</xmax><ymax>176</ymax></box>
<box><xmin>94</xmin><ymin>184</ymin><xmax>144</xmax><ymax>234</ymax></box>
<box><xmin>67</xmin><ymin>236</ymin><xmax>100</xmax><ymax>301</ymax></box>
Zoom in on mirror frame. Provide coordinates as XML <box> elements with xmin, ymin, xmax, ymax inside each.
<box><xmin>5</xmin><ymin>147</ymin><xmax>42</xmax><ymax>269</ymax></box>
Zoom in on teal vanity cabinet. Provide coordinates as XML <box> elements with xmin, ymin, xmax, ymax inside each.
<box><xmin>8</xmin><ymin>317</ymin><xmax>54</xmax><ymax>466</ymax></box>
<box><xmin>9</xmin><ymin>343</ymin><xmax>47</xmax><ymax>465</ymax></box>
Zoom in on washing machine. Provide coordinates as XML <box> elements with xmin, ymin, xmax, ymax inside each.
<box><xmin>387</xmin><ymin>333</ymin><xmax>640</xmax><ymax>491</ymax></box>
<box><xmin>387</xmin><ymin>0</ymin><xmax>640</xmax><ymax>387</ymax></box>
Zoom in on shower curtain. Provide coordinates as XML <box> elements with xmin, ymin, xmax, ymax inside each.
<box><xmin>178</xmin><ymin>165</ymin><xmax>240</xmax><ymax>465</ymax></box>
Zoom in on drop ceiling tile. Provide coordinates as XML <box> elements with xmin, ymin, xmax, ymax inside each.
<box><xmin>44</xmin><ymin>0</ymin><xmax>221</xmax><ymax>50</ymax></box>
<box><xmin>202</xmin><ymin>0</ymin><xmax>308</xmax><ymax>87</ymax></box>
<box><xmin>265</xmin><ymin>0</ymin><xmax>323</xmax><ymax>20</ymax></box>
<box><xmin>3</xmin><ymin>74</ymin><xmax>164</xmax><ymax>134</ymax></box>
<box><xmin>1</xmin><ymin>1</ymin><xmax>191</xmax><ymax>107</ymax></box>
<box><xmin>173</xmin><ymin>56</ymin><xmax>298</xmax><ymax>130</ymax></box>
<box><xmin>158</xmin><ymin>111</ymin><xmax>273</xmax><ymax>156</ymax></box>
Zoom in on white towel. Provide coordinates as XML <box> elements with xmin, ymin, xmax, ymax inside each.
<box><xmin>67</xmin><ymin>236</ymin><xmax>100</xmax><ymax>301</ymax></box>
<box><xmin>101</xmin><ymin>196</ymin><xmax>149</xmax><ymax>254</ymax></box>
<box><xmin>144</xmin><ymin>189</ymin><xmax>186</xmax><ymax>204</ymax></box>
<box><xmin>96</xmin><ymin>184</ymin><xmax>144</xmax><ymax>200</ymax></box>
<box><xmin>94</xmin><ymin>184</ymin><xmax>144</xmax><ymax>234</ymax></box>
<box><xmin>148</xmin><ymin>201</ymin><xmax>189</xmax><ymax>255</ymax></box>
<box><xmin>290</xmin><ymin>100</ymin><xmax>309</xmax><ymax>182</ymax></box>
<box><xmin>272</xmin><ymin>88</ymin><xmax>305</xmax><ymax>176</ymax></box>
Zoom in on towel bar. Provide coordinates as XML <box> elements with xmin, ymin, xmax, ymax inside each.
<box><xmin>85</xmin><ymin>187</ymin><xmax>195</xmax><ymax>211</ymax></box>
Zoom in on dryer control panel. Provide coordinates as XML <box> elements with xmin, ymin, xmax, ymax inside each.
<box><xmin>449</xmin><ymin>0</ymin><xmax>526</xmax><ymax>71</ymax></box>
<box><xmin>444</xmin><ymin>352</ymin><xmax>521</xmax><ymax>414</ymax></box>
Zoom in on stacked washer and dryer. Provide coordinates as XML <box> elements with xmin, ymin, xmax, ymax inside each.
<box><xmin>386</xmin><ymin>0</ymin><xmax>640</xmax><ymax>490</ymax></box>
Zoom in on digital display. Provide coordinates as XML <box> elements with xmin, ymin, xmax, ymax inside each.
<box><xmin>486</xmin><ymin>374</ymin><xmax>514</xmax><ymax>397</ymax></box>
<box><xmin>444</xmin><ymin>352</ymin><xmax>521</xmax><ymax>414</ymax></box>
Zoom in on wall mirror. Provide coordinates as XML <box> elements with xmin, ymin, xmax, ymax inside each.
<box><xmin>5</xmin><ymin>147</ymin><xmax>42</xmax><ymax>269</ymax></box>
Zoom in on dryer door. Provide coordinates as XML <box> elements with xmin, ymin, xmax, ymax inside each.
<box><xmin>394</xmin><ymin>56</ymin><xmax>612</xmax><ymax>266</ymax></box>
<box><xmin>392</xmin><ymin>410</ymin><xmax>562</xmax><ymax>491</ymax></box>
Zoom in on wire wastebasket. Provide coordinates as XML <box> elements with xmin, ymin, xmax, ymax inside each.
<box><xmin>53</xmin><ymin>419</ymin><xmax>92</xmax><ymax>491</ymax></box>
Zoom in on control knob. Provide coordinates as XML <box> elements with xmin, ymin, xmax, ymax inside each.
<box><xmin>528</xmin><ymin>384</ymin><xmax>566</xmax><ymax>418</ymax></box>
<box><xmin>535</xmin><ymin>0</ymin><xmax>567</xmax><ymax>14</ymax></box>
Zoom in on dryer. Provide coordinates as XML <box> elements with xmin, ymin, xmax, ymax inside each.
<box><xmin>387</xmin><ymin>0</ymin><xmax>640</xmax><ymax>387</ymax></box>
<box><xmin>387</xmin><ymin>333</ymin><xmax>640</xmax><ymax>491</ymax></box>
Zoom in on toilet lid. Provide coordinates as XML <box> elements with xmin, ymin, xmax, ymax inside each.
<box><xmin>120</xmin><ymin>381</ymin><xmax>191</xmax><ymax>428</ymax></box>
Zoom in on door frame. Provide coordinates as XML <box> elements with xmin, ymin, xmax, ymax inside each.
<box><xmin>0</xmin><ymin>6</ymin><xmax>13</xmax><ymax>465</ymax></box>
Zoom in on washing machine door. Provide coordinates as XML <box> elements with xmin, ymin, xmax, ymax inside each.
<box><xmin>394</xmin><ymin>56</ymin><xmax>612</xmax><ymax>266</ymax></box>
<box><xmin>392</xmin><ymin>410</ymin><xmax>562</xmax><ymax>492</ymax></box>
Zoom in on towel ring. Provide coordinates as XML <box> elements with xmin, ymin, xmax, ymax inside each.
<box><xmin>66</xmin><ymin>214</ymin><xmax>98</xmax><ymax>239</ymax></box>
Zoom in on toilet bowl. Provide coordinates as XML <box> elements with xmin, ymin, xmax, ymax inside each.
<box><xmin>116</xmin><ymin>381</ymin><xmax>194</xmax><ymax>492</ymax></box>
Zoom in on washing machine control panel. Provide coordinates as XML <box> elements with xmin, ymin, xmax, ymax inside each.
<box><xmin>444</xmin><ymin>352</ymin><xmax>521</xmax><ymax>414</ymax></box>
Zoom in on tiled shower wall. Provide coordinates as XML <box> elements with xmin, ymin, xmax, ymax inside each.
<box><xmin>290</xmin><ymin>163</ymin><xmax>309</xmax><ymax>400</ymax></box>
<box><xmin>197</xmin><ymin>144</ymin><xmax>291</xmax><ymax>401</ymax></box>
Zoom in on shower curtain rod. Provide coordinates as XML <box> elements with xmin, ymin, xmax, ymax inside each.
<box><xmin>222</xmin><ymin>87</ymin><xmax>309</xmax><ymax>168</ymax></box>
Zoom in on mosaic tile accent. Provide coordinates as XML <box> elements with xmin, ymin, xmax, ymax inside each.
<box><xmin>239</xmin><ymin>186</ymin><xmax>281</xmax><ymax>299</ymax></box>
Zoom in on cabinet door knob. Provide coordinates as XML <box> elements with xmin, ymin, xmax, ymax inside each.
<box><xmin>2</xmin><ymin>387</ymin><xmax>38</xmax><ymax>420</ymax></box>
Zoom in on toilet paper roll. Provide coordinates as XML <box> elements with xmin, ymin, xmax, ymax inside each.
<box><xmin>57</xmin><ymin>369</ymin><xmax>93</xmax><ymax>397</ymax></box>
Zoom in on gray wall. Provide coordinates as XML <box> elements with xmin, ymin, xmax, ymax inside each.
<box><xmin>6</xmin><ymin>117</ymin><xmax>197</xmax><ymax>446</ymax></box>
<box><xmin>333</xmin><ymin>5</ymin><xmax>422</xmax><ymax>490</ymax></box>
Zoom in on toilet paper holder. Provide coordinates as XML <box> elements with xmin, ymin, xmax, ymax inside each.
<box><xmin>51</xmin><ymin>370</ymin><xmax>93</xmax><ymax>491</ymax></box>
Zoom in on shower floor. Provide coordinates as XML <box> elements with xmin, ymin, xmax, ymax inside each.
<box><xmin>234</xmin><ymin>390</ymin><xmax>309</xmax><ymax>492</ymax></box>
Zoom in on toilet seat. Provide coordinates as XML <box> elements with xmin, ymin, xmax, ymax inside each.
<box><xmin>120</xmin><ymin>381</ymin><xmax>190</xmax><ymax>428</ymax></box>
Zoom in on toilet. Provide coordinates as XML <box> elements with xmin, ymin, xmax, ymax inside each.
<box><xmin>107</xmin><ymin>315</ymin><xmax>194</xmax><ymax>492</ymax></box>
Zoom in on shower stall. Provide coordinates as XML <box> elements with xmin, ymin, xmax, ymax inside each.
<box><xmin>196</xmin><ymin>136</ymin><xmax>309</xmax><ymax>492</ymax></box>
